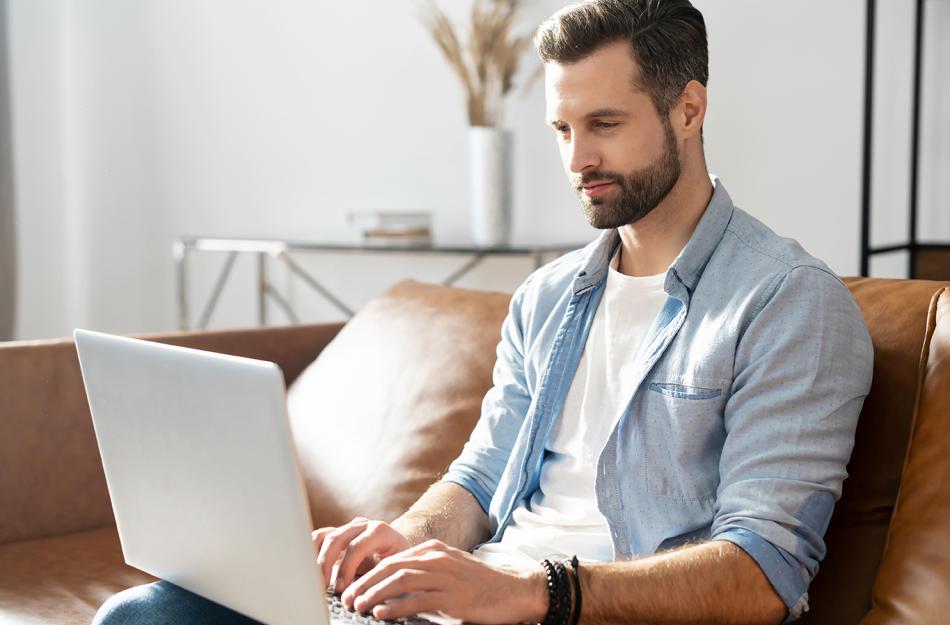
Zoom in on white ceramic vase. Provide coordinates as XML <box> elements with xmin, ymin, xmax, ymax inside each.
<box><xmin>467</xmin><ymin>126</ymin><xmax>512</xmax><ymax>247</ymax></box>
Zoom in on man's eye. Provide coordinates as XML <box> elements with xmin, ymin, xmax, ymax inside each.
<box><xmin>555</xmin><ymin>125</ymin><xmax>570</xmax><ymax>136</ymax></box>
<box><xmin>595</xmin><ymin>121</ymin><xmax>619</xmax><ymax>130</ymax></box>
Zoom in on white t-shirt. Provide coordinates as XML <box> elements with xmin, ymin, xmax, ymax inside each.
<box><xmin>472</xmin><ymin>249</ymin><xmax>668</xmax><ymax>569</ymax></box>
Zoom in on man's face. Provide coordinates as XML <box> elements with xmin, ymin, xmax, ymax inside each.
<box><xmin>545</xmin><ymin>41</ymin><xmax>682</xmax><ymax>229</ymax></box>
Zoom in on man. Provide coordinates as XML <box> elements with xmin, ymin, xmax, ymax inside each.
<box><xmin>95</xmin><ymin>1</ymin><xmax>873</xmax><ymax>624</ymax></box>
<box><xmin>310</xmin><ymin>2</ymin><xmax>872</xmax><ymax>623</ymax></box>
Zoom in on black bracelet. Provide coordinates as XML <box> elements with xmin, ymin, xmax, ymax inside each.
<box><xmin>555</xmin><ymin>560</ymin><xmax>572</xmax><ymax>625</ymax></box>
<box><xmin>540</xmin><ymin>559</ymin><xmax>560</xmax><ymax>625</ymax></box>
<box><xmin>564</xmin><ymin>556</ymin><xmax>582</xmax><ymax>625</ymax></box>
<box><xmin>540</xmin><ymin>559</ymin><xmax>572</xmax><ymax>625</ymax></box>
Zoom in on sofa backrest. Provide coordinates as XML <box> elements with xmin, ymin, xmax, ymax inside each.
<box><xmin>0</xmin><ymin>323</ymin><xmax>343</xmax><ymax>545</ymax></box>
<box><xmin>859</xmin><ymin>286</ymin><xmax>950</xmax><ymax>625</ymax></box>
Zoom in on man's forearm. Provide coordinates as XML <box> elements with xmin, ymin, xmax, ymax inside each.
<box><xmin>390</xmin><ymin>481</ymin><xmax>491</xmax><ymax>551</ymax></box>
<box><xmin>577</xmin><ymin>541</ymin><xmax>786</xmax><ymax>625</ymax></box>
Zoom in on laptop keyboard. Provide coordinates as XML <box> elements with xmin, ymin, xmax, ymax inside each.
<box><xmin>326</xmin><ymin>591</ymin><xmax>437</xmax><ymax>625</ymax></box>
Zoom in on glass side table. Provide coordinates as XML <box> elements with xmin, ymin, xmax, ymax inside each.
<box><xmin>173</xmin><ymin>237</ymin><xmax>588</xmax><ymax>330</ymax></box>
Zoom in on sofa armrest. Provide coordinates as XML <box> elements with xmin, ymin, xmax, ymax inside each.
<box><xmin>0</xmin><ymin>322</ymin><xmax>344</xmax><ymax>546</ymax></box>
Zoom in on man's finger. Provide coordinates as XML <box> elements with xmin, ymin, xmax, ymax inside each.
<box><xmin>343</xmin><ymin>550</ymin><xmax>450</xmax><ymax>609</ymax></box>
<box><xmin>310</xmin><ymin>527</ymin><xmax>335</xmax><ymax>552</ymax></box>
<box><xmin>371</xmin><ymin>590</ymin><xmax>447</xmax><ymax>621</ymax></box>
<box><xmin>352</xmin><ymin>569</ymin><xmax>444</xmax><ymax>614</ymax></box>
<box><xmin>317</xmin><ymin>521</ymin><xmax>368</xmax><ymax>586</ymax></box>
<box><xmin>400</xmin><ymin>538</ymin><xmax>448</xmax><ymax>556</ymax></box>
<box><xmin>334</xmin><ymin>532</ymin><xmax>386</xmax><ymax>592</ymax></box>
<box><xmin>342</xmin><ymin>554</ymin><xmax>408</xmax><ymax>608</ymax></box>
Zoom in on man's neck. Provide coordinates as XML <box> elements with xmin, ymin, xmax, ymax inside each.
<box><xmin>615</xmin><ymin>168</ymin><xmax>714</xmax><ymax>277</ymax></box>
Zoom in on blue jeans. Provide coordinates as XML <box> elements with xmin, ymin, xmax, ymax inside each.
<box><xmin>93</xmin><ymin>581</ymin><xmax>263</xmax><ymax>625</ymax></box>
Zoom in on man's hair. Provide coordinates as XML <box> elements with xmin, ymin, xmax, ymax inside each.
<box><xmin>534</xmin><ymin>0</ymin><xmax>708</xmax><ymax>117</ymax></box>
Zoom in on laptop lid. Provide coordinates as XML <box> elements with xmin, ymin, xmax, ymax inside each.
<box><xmin>74</xmin><ymin>329</ymin><xmax>327</xmax><ymax>625</ymax></box>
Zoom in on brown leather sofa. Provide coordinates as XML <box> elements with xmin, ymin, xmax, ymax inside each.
<box><xmin>0</xmin><ymin>278</ymin><xmax>947</xmax><ymax>625</ymax></box>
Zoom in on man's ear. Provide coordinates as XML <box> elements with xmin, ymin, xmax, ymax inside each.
<box><xmin>675</xmin><ymin>79</ymin><xmax>708</xmax><ymax>139</ymax></box>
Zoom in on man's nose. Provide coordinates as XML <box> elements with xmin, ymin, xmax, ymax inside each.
<box><xmin>567</xmin><ymin>137</ymin><xmax>600</xmax><ymax>174</ymax></box>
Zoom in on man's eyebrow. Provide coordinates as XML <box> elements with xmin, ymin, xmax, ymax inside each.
<box><xmin>547</xmin><ymin>108</ymin><xmax>631</xmax><ymax>126</ymax></box>
<box><xmin>584</xmin><ymin>108</ymin><xmax>630</xmax><ymax>119</ymax></box>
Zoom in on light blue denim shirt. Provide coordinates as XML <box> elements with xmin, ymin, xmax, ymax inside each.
<box><xmin>442</xmin><ymin>180</ymin><xmax>874</xmax><ymax>622</ymax></box>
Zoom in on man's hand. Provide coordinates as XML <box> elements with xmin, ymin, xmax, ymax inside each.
<box><xmin>313</xmin><ymin>517</ymin><xmax>412</xmax><ymax>594</ymax></box>
<box><xmin>340</xmin><ymin>539</ymin><xmax>547</xmax><ymax>624</ymax></box>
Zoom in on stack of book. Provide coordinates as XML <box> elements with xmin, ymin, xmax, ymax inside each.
<box><xmin>347</xmin><ymin>211</ymin><xmax>432</xmax><ymax>244</ymax></box>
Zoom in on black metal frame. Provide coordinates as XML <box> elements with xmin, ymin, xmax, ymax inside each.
<box><xmin>861</xmin><ymin>0</ymin><xmax>949</xmax><ymax>277</ymax></box>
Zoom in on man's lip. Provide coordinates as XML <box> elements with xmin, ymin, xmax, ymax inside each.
<box><xmin>580</xmin><ymin>181</ymin><xmax>615</xmax><ymax>190</ymax></box>
<box><xmin>580</xmin><ymin>181</ymin><xmax>616</xmax><ymax>196</ymax></box>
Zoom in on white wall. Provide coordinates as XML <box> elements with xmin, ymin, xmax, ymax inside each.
<box><xmin>8</xmin><ymin>0</ymin><xmax>71</xmax><ymax>339</ymax></box>
<box><xmin>8</xmin><ymin>0</ymin><xmax>949</xmax><ymax>340</ymax></box>
<box><xmin>0</xmin><ymin>0</ymin><xmax>15</xmax><ymax>341</ymax></box>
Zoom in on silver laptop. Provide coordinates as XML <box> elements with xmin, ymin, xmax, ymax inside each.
<box><xmin>75</xmin><ymin>329</ymin><xmax>429</xmax><ymax>625</ymax></box>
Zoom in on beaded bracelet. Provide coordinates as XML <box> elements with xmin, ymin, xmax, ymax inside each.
<box><xmin>540</xmin><ymin>559</ymin><xmax>572</xmax><ymax>625</ymax></box>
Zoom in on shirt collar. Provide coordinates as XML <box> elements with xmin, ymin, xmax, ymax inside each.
<box><xmin>572</xmin><ymin>177</ymin><xmax>735</xmax><ymax>296</ymax></box>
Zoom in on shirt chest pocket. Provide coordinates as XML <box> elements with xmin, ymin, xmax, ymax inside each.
<box><xmin>640</xmin><ymin>378</ymin><xmax>728</xmax><ymax>501</ymax></box>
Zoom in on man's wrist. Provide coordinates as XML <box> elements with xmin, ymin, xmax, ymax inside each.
<box><xmin>516</xmin><ymin>567</ymin><xmax>549</xmax><ymax>624</ymax></box>
<box><xmin>389</xmin><ymin>512</ymin><xmax>430</xmax><ymax>546</ymax></box>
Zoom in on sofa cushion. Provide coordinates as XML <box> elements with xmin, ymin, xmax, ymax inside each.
<box><xmin>0</xmin><ymin>526</ymin><xmax>155</xmax><ymax>625</ymax></box>
<box><xmin>801</xmin><ymin>278</ymin><xmax>949</xmax><ymax>625</ymax></box>
<box><xmin>860</xmin><ymin>286</ymin><xmax>950</xmax><ymax>624</ymax></box>
<box><xmin>286</xmin><ymin>279</ymin><xmax>511</xmax><ymax>528</ymax></box>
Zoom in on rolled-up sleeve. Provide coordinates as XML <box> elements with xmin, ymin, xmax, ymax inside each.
<box><xmin>710</xmin><ymin>266</ymin><xmax>874</xmax><ymax>622</ymax></box>
<box><xmin>441</xmin><ymin>278</ymin><xmax>535</xmax><ymax>514</ymax></box>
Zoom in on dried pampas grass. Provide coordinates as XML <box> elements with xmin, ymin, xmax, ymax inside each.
<box><xmin>421</xmin><ymin>0</ymin><xmax>538</xmax><ymax>127</ymax></box>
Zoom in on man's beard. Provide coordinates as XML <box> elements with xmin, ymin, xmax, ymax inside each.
<box><xmin>576</xmin><ymin>121</ymin><xmax>682</xmax><ymax>229</ymax></box>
